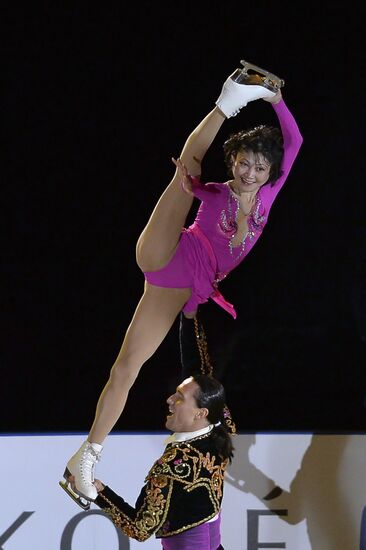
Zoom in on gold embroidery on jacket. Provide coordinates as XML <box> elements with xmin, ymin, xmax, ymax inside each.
<box><xmin>99</xmin><ymin>476</ymin><xmax>172</xmax><ymax>542</ymax></box>
<box><xmin>99</xmin><ymin>437</ymin><xmax>228</xmax><ymax>540</ymax></box>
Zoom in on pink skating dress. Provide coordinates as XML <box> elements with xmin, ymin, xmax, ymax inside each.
<box><xmin>144</xmin><ymin>100</ymin><xmax>303</xmax><ymax>318</ymax></box>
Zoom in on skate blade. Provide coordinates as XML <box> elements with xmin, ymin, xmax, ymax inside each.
<box><xmin>231</xmin><ymin>59</ymin><xmax>285</xmax><ymax>92</ymax></box>
<box><xmin>59</xmin><ymin>477</ymin><xmax>91</xmax><ymax>511</ymax></box>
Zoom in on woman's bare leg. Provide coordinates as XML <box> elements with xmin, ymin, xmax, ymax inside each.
<box><xmin>88</xmin><ymin>283</ymin><xmax>191</xmax><ymax>443</ymax></box>
<box><xmin>137</xmin><ymin>107</ymin><xmax>225</xmax><ymax>272</ymax></box>
<box><xmin>64</xmin><ymin>284</ymin><xmax>191</xmax><ymax>501</ymax></box>
<box><xmin>136</xmin><ymin>172</ymin><xmax>195</xmax><ymax>272</ymax></box>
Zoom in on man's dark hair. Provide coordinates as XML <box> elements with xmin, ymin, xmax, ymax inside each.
<box><xmin>193</xmin><ymin>374</ymin><xmax>235</xmax><ymax>462</ymax></box>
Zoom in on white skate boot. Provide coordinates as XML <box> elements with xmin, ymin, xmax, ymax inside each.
<box><xmin>216</xmin><ymin>59</ymin><xmax>285</xmax><ymax>118</ymax></box>
<box><xmin>59</xmin><ymin>440</ymin><xmax>103</xmax><ymax>510</ymax></box>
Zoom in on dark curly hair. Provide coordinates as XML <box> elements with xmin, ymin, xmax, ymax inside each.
<box><xmin>223</xmin><ymin>125</ymin><xmax>284</xmax><ymax>185</ymax></box>
<box><xmin>192</xmin><ymin>374</ymin><xmax>235</xmax><ymax>462</ymax></box>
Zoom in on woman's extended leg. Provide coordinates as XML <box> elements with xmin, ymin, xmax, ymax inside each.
<box><xmin>88</xmin><ymin>284</ymin><xmax>191</xmax><ymax>443</ymax></box>
<box><xmin>64</xmin><ymin>283</ymin><xmax>191</xmax><ymax>501</ymax></box>
<box><xmin>136</xmin><ymin>107</ymin><xmax>225</xmax><ymax>272</ymax></box>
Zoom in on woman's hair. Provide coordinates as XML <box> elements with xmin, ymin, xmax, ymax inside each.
<box><xmin>192</xmin><ymin>374</ymin><xmax>235</xmax><ymax>462</ymax></box>
<box><xmin>223</xmin><ymin>125</ymin><xmax>284</xmax><ymax>185</ymax></box>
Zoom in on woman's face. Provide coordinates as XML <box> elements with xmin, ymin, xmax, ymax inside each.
<box><xmin>231</xmin><ymin>149</ymin><xmax>271</xmax><ymax>195</ymax></box>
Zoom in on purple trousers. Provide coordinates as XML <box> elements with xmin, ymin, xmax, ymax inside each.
<box><xmin>160</xmin><ymin>515</ymin><xmax>221</xmax><ymax>550</ymax></box>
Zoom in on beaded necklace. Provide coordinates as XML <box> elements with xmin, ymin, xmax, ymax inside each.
<box><xmin>228</xmin><ymin>189</ymin><xmax>256</xmax><ymax>261</ymax></box>
<box><xmin>219</xmin><ymin>184</ymin><xmax>266</xmax><ymax>263</ymax></box>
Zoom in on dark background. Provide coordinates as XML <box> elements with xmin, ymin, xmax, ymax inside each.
<box><xmin>3</xmin><ymin>4</ymin><xmax>366</xmax><ymax>434</ymax></box>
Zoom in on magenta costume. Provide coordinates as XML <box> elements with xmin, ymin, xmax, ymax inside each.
<box><xmin>144</xmin><ymin>100</ymin><xmax>303</xmax><ymax>319</ymax></box>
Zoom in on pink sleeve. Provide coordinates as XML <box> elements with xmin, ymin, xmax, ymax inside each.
<box><xmin>260</xmin><ymin>99</ymin><xmax>303</xmax><ymax>210</ymax></box>
<box><xmin>189</xmin><ymin>176</ymin><xmax>220</xmax><ymax>201</ymax></box>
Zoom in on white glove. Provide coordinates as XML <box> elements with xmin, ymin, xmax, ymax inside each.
<box><xmin>215</xmin><ymin>72</ymin><xmax>275</xmax><ymax>118</ymax></box>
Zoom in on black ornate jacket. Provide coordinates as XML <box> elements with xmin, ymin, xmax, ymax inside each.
<box><xmin>95</xmin><ymin>430</ymin><xmax>228</xmax><ymax>541</ymax></box>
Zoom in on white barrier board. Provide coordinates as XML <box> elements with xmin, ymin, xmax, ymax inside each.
<box><xmin>1</xmin><ymin>433</ymin><xmax>365</xmax><ymax>549</ymax></box>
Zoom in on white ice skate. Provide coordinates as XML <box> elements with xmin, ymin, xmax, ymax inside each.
<box><xmin>59</xmin><ymin>440</ymin><xmax>103</xmax><ymax>510</ymax></box>
<box><xmin>216</xmin><ymin>59</ymin><xmax>285</xmax><ymax>118</ymax></box>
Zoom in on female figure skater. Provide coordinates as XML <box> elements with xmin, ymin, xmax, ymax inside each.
<box><xmin>61</xmin><ymin>61</ymin><xmax>303</xmax><ymax>506</ymax></box>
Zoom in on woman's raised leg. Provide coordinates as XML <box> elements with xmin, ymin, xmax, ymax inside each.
<box><xmin>136</xmin><ymin>107</ymin><xmax>226</xmax><ymax>272</ymax></box>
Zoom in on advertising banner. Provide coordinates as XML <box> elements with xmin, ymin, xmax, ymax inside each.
<box><xmin>1</xmin><ymin>433</ymin><xmax>365</xmax><ymax>549</ymax></box>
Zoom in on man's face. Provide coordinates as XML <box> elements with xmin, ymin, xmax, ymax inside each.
<box><xmin>165</xmin><ymin>377</ymin><xmax>206</xmax><ymax>433</ymax></box>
